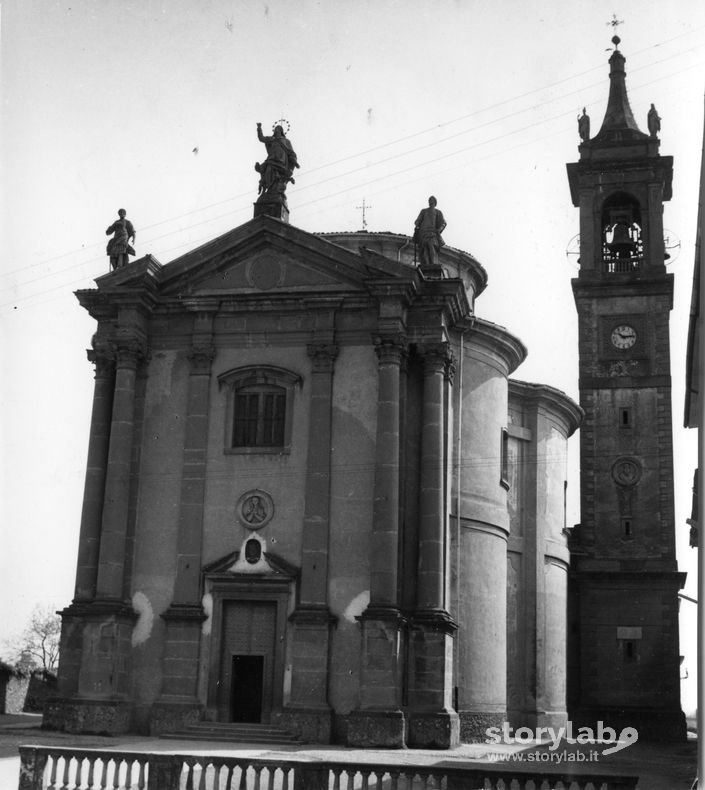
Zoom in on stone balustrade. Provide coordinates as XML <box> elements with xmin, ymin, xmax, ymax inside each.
<box><xmin>17</xmin><ymin>745</ymin><xmax>639</xmax><ymax>790</ymax></box>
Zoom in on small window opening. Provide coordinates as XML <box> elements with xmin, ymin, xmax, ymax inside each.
<box><xmin>245</xmin><ymin>538</ymin><xmax>262</xmax><ymax>565</ymax></box>
<box><xmin>620</xmin><ymin>408</ymin><xmax>632</xmax><ymax>428</ymax></box>
<box><xmin>500</xmin><ymin>428</ymin><xmax>509</xmax><ymax>491</ymax></box>
<box><xmin>622</xmin><ymin>518</ymin><xmax>633</xmax><ymax>538</ymax></box>
<box><xmin>624</xmin><ymin>640</ymin><xmax>636</xmax><ymax>662</ymax></box>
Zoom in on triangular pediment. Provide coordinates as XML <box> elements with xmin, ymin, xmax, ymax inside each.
<box><xmin>156</xmin><ymin>216</ymin><xmax>412</xmax><ymax>298</ymax></box>
<box><xmin>203</xmin><ymin>547</ymin><xmax>298</xmax><ymax>579</ymax></box>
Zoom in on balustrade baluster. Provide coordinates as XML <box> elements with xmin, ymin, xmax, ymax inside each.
<box><xmin>73</xmin><ymin>756</ymin><xmax>85</xmax><ymax>789</ymax></box>
<box><xmin>212</xmin><ymin>762</ymin><xmax>222</xmax><ymax>790</ymax></box>
<box><xmin>60</xmin><ymin>755</ymin><xmax>71</xmax><ymax>790</ymax></box>
<box><xmin>182</xmin><ymin>760</ymin><xmax>192</xmax><ymax>790</ymax></box>
<box><xmin>47</xmin><ymin>754</ymin><xmax>58</xmax><ymax>790</ymax></box>
<box><xmin>233</xmin><ymin>765</ymin><xmax>246</xmax><ymax>790</ymax></box>
<box><xmin>111</xmin><ymin>758</ymin><xmax>121</xmax><ymax>790</ymax></box>
<box><xmin>99</xmin><ymin>757</ymin><xmax>109</xmax><ymax>789</ymax></box>
<box><xmin>124</xmin><ymin>758</ymin><xmax>135</xmax><ymax>789</ymax></box>
<box><xmin>86</xmin><ymin>756</ymin><xmax>96</xmax><ymax>789</ymax></box>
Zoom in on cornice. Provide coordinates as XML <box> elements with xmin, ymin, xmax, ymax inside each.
<box><xmin>460</xmin><ymin>317</ymin><xmax>527</xmax><ymax>376</ymax></box>
<box><xmin>509</xmin><ymin>379</ymin><xmax>584</xmax><ymax>437</ymax></box>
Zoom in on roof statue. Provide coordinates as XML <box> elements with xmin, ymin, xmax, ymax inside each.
<box><xmin>413</xmin><ymin>196</ymin><xmax>447</xmax><ymax>270</ymax></box>
<box><xmin>647</xmin><ymin>104</ymin><xmax>661</xmax><ymax>138</ymax></box>
<box><xmin>254</xmin><ymin>120</ymin><xmax>299</xmax><ymax>221</ymax></box>
<box><xmin>105</xmin><ymin>209</ymin><xmax>136</xmax><ymax>270</ymax></box>
<box><xmin>577</xmin><ymin>108</ymin><xmax>590</xmax><ymax>142</ymax></box>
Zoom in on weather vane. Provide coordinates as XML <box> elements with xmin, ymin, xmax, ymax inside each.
<box><xmin>606</xmin><ymin>14</ymin><xmax>624</xmax><ymax>49</ymax></box>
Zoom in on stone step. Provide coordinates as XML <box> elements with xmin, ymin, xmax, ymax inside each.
<box><xmin>161</xmin><ymin>722</ymin><xmax>301</xmax><ymax>745</ymax></box>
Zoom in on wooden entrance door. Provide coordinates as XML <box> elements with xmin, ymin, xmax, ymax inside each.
<box><xmin>218</xmin><ymin>601</ymin><xmax>276</xmax><ymax>723</ymax></box>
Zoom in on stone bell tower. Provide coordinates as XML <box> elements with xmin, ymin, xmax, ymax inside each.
<box><xmin>566</xmin><ymin>36</ymin><xmax>686</xmax><ymax>740</ymax></box>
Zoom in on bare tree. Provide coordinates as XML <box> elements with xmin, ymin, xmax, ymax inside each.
<box><xmin>7</xmin><ymin>606</ymin><xmax>61</xmax><ymax>674</ymax></box>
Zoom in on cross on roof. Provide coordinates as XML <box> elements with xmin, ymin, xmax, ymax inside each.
<box><xmin>356</xmin><ymin>199</ymin><xmax>372</xmax><ymax>231</ymax></box>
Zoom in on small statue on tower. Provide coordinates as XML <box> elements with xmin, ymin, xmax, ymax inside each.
<box><xmin>105</xmin><ymin>209</ymin><xmax>136</xmax><ymax>270</ymax></box>
<box><xmin>577</xmin><ymin>108</ymin><xmax>590</xmax><ymax>142</ymax></box>
<box><xmin>647</xmin><ymin>104</ymin><xmax>661</xmax><ymax>138</ymax></box>
<box><xmin>254</xmin><ymin>121</ymin><xmax>299</xmax><ymax>220</ymax></box>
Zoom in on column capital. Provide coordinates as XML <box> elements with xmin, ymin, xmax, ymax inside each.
<box><xmin>188</xmin><ymin>343</ymin><xmax>215</xmax><ymax>374</ymax></box>
<box><xmin>417</xmin><ymin>342</ymin><xmax>454</xmax><ymax>378</ymax></box>
<box><xmin>111</xmin><ymin>335</ymin><xmax>148</xmax><ymax>368</ymax></box>
<box><xmin>373</xmin><ymin>334</ymin><xmax>407</xmax><ymax>365</ymax></box>
<box><xmin>86</xmin><ymin>347</ymin><xmax>115</xmax><ymax>378</ymax></box>
<box><xmin>307</xmin><ymin>343</ymin><xmax>339</xmax><ymax>372</ymax></box>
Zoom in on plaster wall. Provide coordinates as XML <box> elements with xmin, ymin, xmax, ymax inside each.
<box><xmin>455</xmin><ymin>335</ymin><xmax>510</xmax><ymax>729</ymax></box>
<box><xmin>128</xmin><ymin>349</ymin><xmax>189</xmax><ymax>714</ymax></box>
<box><xmin>328</xmin><ymin>344</ymin><xmax>378</xmax><ymax>713</ymax></box>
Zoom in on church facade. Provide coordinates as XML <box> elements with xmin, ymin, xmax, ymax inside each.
<box><xmin>46</xmin><ymin>217</ymin><xmax>581</xmax><ymax>747</ymax></box>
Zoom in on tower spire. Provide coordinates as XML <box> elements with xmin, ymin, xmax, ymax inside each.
<box><xmin>593</xmin><ymin>37</ymin><xmax>648</xmax><ymax>142</ymax></box>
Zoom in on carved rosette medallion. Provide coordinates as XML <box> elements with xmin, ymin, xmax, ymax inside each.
<box><xmin>236</xmin><ymin>489</ymin><xmax>274</xmax><ymax>531</ymax></box>
<box><xmin>247</xmin><ymin>255</ymin><xmax>284</xmax><ymax>290</ymax></box>
<box><xmin>611</xmin><ymin>457</ymin><xmax>642</xmax><ymax>487</ymax></box>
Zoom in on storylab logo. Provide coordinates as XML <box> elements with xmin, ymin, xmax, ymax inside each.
<box><xmin>485</xmin><ymin>721</ymin><xmax>639</xmax><ymax>756</ymax></box>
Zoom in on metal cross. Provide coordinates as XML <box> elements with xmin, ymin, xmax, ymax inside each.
<box><xmin>356</xmin><ymin>199</ymin><xmax>372</xmax><ymax>231</ymax></box>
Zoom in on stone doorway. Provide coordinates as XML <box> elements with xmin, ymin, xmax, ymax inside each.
<box><xmin>203</xmin><ymin>550</ymin><xmax>297</xmax><ymax>725</ymax></box>
<box><xmin>217</xmin><ymin>600</ymin><xmax>276</xmax><ymax>723</ymax></box>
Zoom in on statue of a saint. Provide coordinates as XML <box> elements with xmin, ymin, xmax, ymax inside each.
<box><xmin>577</xmin><ymin>108</ymin><xmax>590</xmax><ymax>142</ymax></box>
<box><xmin>414</xmin><ymin>196</ymin><xmax>446</xmax><ymax>267</ymax></box>
<box><xmin>647</xmin><ymin>104</ymin><xmax>661</xmax><ymax>138</ymax></box>
<box><xmin>255</xmin><ymin>122</ymin><xmax>299</xmax><ymax>197</ymax></box>
<box><xmin>106</xmin><ymin>209</ymin><xmax>135</xmax><ymax>270</ymax></box>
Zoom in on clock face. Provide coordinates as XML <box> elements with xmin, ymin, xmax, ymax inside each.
<box><xmin>610</xmin><ymin>324</ymin><xmax>637</xmax><ymax>349</ymax></box>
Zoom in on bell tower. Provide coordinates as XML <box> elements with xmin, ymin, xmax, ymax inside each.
<box><xmin>566</xmin><ymin>37</ymin><xmax>686</xmax><ymax>740</ymax></box>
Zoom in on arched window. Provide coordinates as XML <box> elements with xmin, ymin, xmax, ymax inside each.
<box><xmin>601</xmin><ymin>192</ymin><xmax>643</xmax><ymax>273</ymax></box>
<box><xmin>219</xmin><ymin>366</ymin><xmax>302</xmax><ymax>454</ymax></box>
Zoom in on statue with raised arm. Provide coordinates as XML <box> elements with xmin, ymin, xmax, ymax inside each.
<box><xmin>255</xmin><ymin>122</ymin><xmax>299</xmax><ymax>197</ymax></box>
<box><xmin>106</xmin><ymin>209</ymin><xmax>135</xmax><ymax>270</ymax></box>
<box><xmin>578</xmin><ymin>108</ymin><xmax>590</xmax><ymax>142</ymax></box>
<box><xmin>414</xmin><ymin>196</ymin><xmax>447</xmax><ymax>268</ymax></box>
<box><xmin>647</xmin><ymin>104</ymin><xmax>661</xmax><ymax>138</ymax></box>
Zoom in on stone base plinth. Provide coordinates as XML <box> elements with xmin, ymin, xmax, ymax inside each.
<box><xmin>346</xmin><ymin>710</ymin><xmax>406</xmax><ymax>748</ymax></box>
<box><xmin>570</xmin><ymin>706</ymin><xmax>687</xmax><ymax>742</ymax></box>
<box><xmin>459</xmin><ymin>710</ymin><xmax>506</xmax><ymax>743</ymax></box>
<box><xmin>149</xmin><ymin>699</ymin><xmax>203</xmax><ymax>735</ymax></box>
<box><xmin>418</xmin><ymin>264</ymin><xmax>445</xmax><ymax>280</ymax></box>
<box><xmin>408</xmin><ymin>709</ymin><xmax>459</xmax><ymax>749</ymax></box>
<box><xmin>273</xmin><ymin>706</ymin><xmax>333</xmax><ymax>744</ymax></box>
<box><xmin>43</xmin><ymin>697</ymin><xmax>133</xmax><ymax>735</ymax></box>
<box><xmin>254</xmin><ymin>196</ymin><xmax>289</xmax><ymax>222</ymax></box>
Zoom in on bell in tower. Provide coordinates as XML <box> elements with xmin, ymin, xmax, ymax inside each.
<box><xmin>566</xmin><ymin>35</ymin><xmax>686</xmax><ymax>742</ymax></box>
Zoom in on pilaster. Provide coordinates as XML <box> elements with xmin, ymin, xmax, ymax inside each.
<box><xmin>95</xmin><ymin>336</ymin><xmax>146</xmax><ymax>601</ymax></box>
<box><xmin>152</xmin><ymin>313</ymin><xmax>215</xmax><ymax>734</ymax></box>
<box><xmin>348</xmin><ymin>334</ymin><xmax>407</xmax><ymax>748</ymax></box>
<box><xmin>283</xmin><ymin>342</ymin><xmax>338</xmax><ymax>742</ymax></box>
<box><xmin>407</xmin><ymin>342</ymin><xmax>458</xmax><ymax>748</ymax></box>
<box><xmin>73</xmin><ymin>343</ymin><xmax>115</xmax><ymax>602</ymax></box>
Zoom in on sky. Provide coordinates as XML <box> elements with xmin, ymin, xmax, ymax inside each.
<box><xmin>2</xmin><ymin>0</ymin><xmax>704</xmax><ymax>715</ymax></box>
